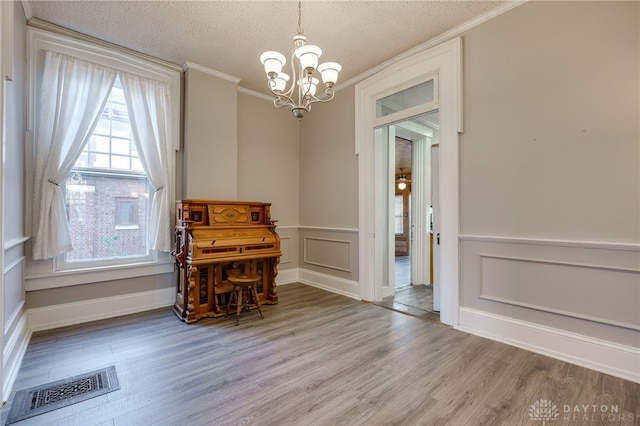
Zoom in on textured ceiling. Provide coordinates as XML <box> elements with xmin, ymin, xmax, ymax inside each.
<box><xmin>25</xmin><ymin>0</ymin><xmax>506</xmax><ymax>95</ymax></box>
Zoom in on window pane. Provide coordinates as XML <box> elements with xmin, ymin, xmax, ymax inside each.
<box><xmin>111</xmin><ymin>155</ymin><xmax>130</xmax><ymax>170</ymax></box>
<box><xmin>92</xmin><ymin>153</ymin><xmax>110</xmax><ymax>168</ymax></box>
<box><xmin>111</xmin><ymin>86</ymin><xmax>126</xmax><ymax>104</ymax></box>
<box><xmin>95</xmin><ymin>118</ymin><xmax>110</xmax><ymax>135</ymax></box>
<box><xmin>395</xmin><ymin>195</ymin><xmax>404</xmax><ymax>234</ymax></box>
<box><xmin>75</xmin><ymin>152</ymin><xmax>89</xmax><ymax>168</ymax></box>
<box><xmin>92</xmin><ymin>136</ymin><xmax>110</xmax><ymax>153</ymax></box>
<box><xmin>116</xmin><ymin>199</ymin><xmax>137</xmax><ymax>226</ymax></box>
<box><xmin>112</xmin><ymin>138</ymin><xmax>130</xmax><ymax>155</ymax></box>
<box><xmin>112</xmin><ymin>120</ymin><xmax>131</xmax><ymax>140</ymax></box>
<box><xmin>112</xmin><ymin>103</ymin><xmax>129</xmax><ymax>121</ymax></box>
<box><xmin>376</xmin><ymin>79</ymin><xmax>434</xmax><ymax>118</ymax></box>
<box><xmin>65</xmin><ymin>174</ymin><xmax>149</xmax><ymax>262</ymax></box>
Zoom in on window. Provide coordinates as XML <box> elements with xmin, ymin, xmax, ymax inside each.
<box><xmin>28</xmin><ymin>28</ymin><xmax>180</xmax><ymax>289</ymax></box>
<box><xmin>395</xmin><ymin>195</ymin><xmax>404</xmax><ymax>234</ymax></box>
<box><xmin>115</xmin><ymin>198</ymin><xmax>138</xmax><ymax>228</ymax></box>
<box><xmin>395</xmin><ymin>193</ymin><xmax>411</xmax><ymax>236</ymax></box>
<box><xmin>62</xmin><ymin>77</ymin><xmax>151</xmax><ymax>267</ymax></box>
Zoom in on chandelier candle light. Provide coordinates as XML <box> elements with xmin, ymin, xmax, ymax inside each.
<box><xmin>260</xmin><ymin>0</ymin><xmax>341</xmax><ymax>120</ymax></box>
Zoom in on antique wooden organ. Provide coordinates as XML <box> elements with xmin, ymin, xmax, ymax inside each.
<box><xmin>172</xmin><ymin>200</ymin><xmax>281</xmax><ymax>323</ymax></box>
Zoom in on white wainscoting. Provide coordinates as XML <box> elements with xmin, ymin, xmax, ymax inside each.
<box><xmin>280</xmin><ymin>236</ymin><xmax>291</xmax><ymax>264</ymax></box>
<box><xmin>459</xmin><ymin>234</ymin><xmax>640</xmax><ymax>384</ymax></box>
<box><xmin>3</xmin><ymin>311</ymin><xmax>29</xmax><ymax>401</ymax></box>
<box><xmin>479</xmin><ymin>255</ymin><xmax>639</xmax><ymax>330</ymax></box>
<box><xmin>303</xmin><ymin>236</ymin><xmax>352</xmax><ymax>272</ymax></box>
<box><xmin>3</xmin><ymin>240</ymin><xmax>28</xmax><ymax>401</ymax></box>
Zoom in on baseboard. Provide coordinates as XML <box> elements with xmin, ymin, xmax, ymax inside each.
<box><xmin>457</xmin><ymin>307</ymin><xmax>640</xmax><ymax>384</ymax></box>
<box><xmin>28</xmin><ymin>287</ymin><xmax>175</xmax><ymax>332</ymax></box>
<box><xmin>25</xmin><ymin>268</ymin><xmax>355</xmax><ymax>334</ymax></box>
<box><xmin>298</xmin><ymin>268</ymin><xmax>361</xmax><ymax>300</ymax></box>
<box><xmin>275</xmin><ymin>268</ymin><xmax>298</xmax><ymax>285</ymax></box>
<box><xmin>3</xmin><ymin>312</ymin><xmax>30</xmax><ymax>401</ymax></box>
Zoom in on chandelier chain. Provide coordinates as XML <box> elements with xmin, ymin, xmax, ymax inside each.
<box><xmin>297</xmin><ymin>0</ymin><xmax>303</xmax><ymax>35</ymax></box>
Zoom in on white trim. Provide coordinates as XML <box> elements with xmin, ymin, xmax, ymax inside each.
<box><xmin>478</xmin><ymin>253</ymin><xmax>640</xmax><ymax>275</ymax></box>
<box><xmin>4</xmin><ymin>301</ymin><xmax>25</xmax><ymax>343</ymax></box>
<box><xmin>298</xmin><ymin>226</ymin><xmax>358</xmax><ymax>233</ymax></box>
<box><xmin>238</xmin><ymin>86</ymin><xmax>273</xmax><ymax>102</ymax></box>
<box><xmin>298</xmin><ymin>268</ymin><xmax>361</xmax><ymax>300</ymax></box>
<box><xmin>3</xmin><ymin>235</ymin><xmax>29</xmax><ymax>251</ymax></box>
<box><xmin>27</xmin><ymin>287</ymin><xmax>175</xmax><ymax>332</ymax></box>
<box><xmin>183</xmin><ymin>61</ymin><xmax>241</xmax><ymax>84</ymax></box>
<box><xmin>273</xmin><ymin>225</ymin><xmax>299</xmax><ymax>230</ymax></box>
<box><xmin>275</xmin><ymin>267</ymin><xmax>298</xmax><ymax>285</ymax></box>
<box><xmin>458</xmin><ymin>307</ymin><xmax>640</xmax><ymax>384</ymax></box>
<box><xmin>460</xmin><ymin>234</ymin><xmax>640</xmax><ymax>251</ymax></box>
<box><xmin>2</xmin><ymin>256</ymin><xmax>24</xmax><ymax>275</ymax></box>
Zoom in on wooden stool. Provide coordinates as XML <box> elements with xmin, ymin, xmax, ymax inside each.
<box><xmin>226</xmin><ymin>274</ymin><xmax>263</xmax><ymax>325</ymax></box>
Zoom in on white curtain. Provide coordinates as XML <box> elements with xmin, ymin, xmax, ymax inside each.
<box><xmin>120</xmin><ymin>72</ymin><xmax>174</xmax><ymax>252</ymax></box>
<box><xmin>32</xmin><ymin>51</ymin><xmax>116</xmax><ymax>260</ymax></box>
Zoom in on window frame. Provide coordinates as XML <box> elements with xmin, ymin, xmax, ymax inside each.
<box><xmin>25</xmin><ymin>27</ymin><xmax>181</xmax><ymax>291</ymax></box>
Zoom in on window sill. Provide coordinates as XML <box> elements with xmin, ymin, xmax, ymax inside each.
<box><xmin>25</xmin><ymin>259</ymin><xmax>176</xmax><ymax>291</ymax></box>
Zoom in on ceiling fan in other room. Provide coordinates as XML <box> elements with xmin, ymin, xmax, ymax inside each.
<box><xmin>396</xmin><ymin>168</ymin><xmax>411</xmax><ymax>190</ymax></box>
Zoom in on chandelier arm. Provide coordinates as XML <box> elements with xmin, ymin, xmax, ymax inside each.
<box><xmin>267</xmin><ymin>77</ymin><xmax>296</xmax><ymax>100</ymax></box>
<box><xmin>297</xmin><ymin>89</ymin><xmax>336</xmax><ymax>109</ymax></box>
<box><xmin>273</xmin><ymin>94</ymin><xmax>295</xmax><ymax>109</ymax></box>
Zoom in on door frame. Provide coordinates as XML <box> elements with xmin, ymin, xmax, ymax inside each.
<box><xmin>355</xmin><ymin>37</ymin><xmax>462</xmax><ymax>326</ymax></box>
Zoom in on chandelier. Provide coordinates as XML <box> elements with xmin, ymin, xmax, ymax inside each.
<box><xmin>259</xmin><ymin>0</ymin><xmax>341</xmax><ymax>120</ymax></box>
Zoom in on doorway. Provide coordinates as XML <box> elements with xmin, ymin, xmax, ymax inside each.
<box><xmin>377</xmin><ymin>111</ymin><xmax>441</xmax><ymax>321</ymax></box>
<box><xmin>356</xmin><ymin>37</ymin><xmax>461</xmax><ymax>326</ymax></box>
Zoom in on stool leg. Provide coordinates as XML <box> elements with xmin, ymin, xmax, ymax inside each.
<box><xmin>251</xmin><ymin>284</ymin><xmax>263</xmax><ymax>319</ymax></box>
<box><xmin>235</xmin><ymin>286</ymin><xmax>243</xmax><ymax>326</ymax></box>
<box><xmin>225</xmin><ymin>287</ymin><xmax>236</xmax><ymax>319</ymax></box>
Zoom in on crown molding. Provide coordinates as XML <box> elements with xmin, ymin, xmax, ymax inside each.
<box><xmin>183</xmin><ymin>61</ymin><xmax>241</xmax><ymax>84</ymax></box>
<box><xmin>27</xmin><ymin>18</ymin><xmax>183</xmax><ymax>72</ymax></box>
<box><xmin>237</xmin><ymin>86</ymin><xmax>273</xmax><ymax>102</ymax></box>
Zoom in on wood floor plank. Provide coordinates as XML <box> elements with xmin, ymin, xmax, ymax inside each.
<box><xmin>3</xmin><ymin>283</ymin><xmax>639</xmax><ymax>426</ymax></box>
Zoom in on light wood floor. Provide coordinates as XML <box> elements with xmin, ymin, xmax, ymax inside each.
<box><xmin>3</xmin><ymin>283</ymin><xmax>639</xmax><ymax>426</ymax></box>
